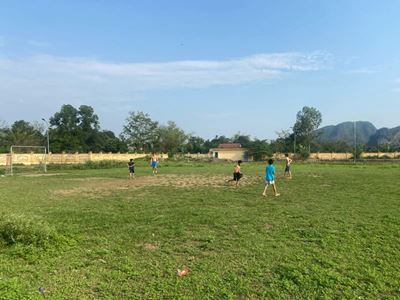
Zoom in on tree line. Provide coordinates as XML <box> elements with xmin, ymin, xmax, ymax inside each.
<box><xmin>0</xmin><ymin>104</ymin><xmax>366</xmax><ymax>158</ymax></box>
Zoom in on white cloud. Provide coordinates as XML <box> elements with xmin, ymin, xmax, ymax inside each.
<box><xmin>0</xmin><ymin>51</ymin><xmax>329</xmax><ymax>106</ymax></box>
<box><xmin>345</xmin><ymin>68</ymin><xmax>376</xmax><ymax>75</ymax></box>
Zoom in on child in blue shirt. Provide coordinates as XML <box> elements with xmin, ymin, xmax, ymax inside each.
<box><xmin>262</xmin><ymin>159</ymin><xmax>280</xmax><ymax>197</ymax></box>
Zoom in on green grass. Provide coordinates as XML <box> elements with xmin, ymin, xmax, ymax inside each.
<box><xmin>0</xmin><ymin>161</ymin><xmax>399</xmax><ymax>299</ymax></box>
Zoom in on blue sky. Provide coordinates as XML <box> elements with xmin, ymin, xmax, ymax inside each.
<box><xmin>1</xmin><ymin>0</ymin><xmax>399</xmax><ymax>139</ymax></box>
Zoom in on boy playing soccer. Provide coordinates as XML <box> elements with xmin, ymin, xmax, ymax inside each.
<box><xmin>127</xmin><ymin>159</ymin><xmax>135</xmax><ymax>179</ymax></box>
<box><xmin>284</xmin><ymin>153</ymin><xmax>293</xmax><ymax>179</ymax></box>
<box><xmin>228</xmin><ymin>160</ymin><xmax>243</xmax><ymax>187</ymax></box>
<box><xmin>262</xmin><ymin>159</ymin><xmax>280</xmax><ymax>197</ymax></box>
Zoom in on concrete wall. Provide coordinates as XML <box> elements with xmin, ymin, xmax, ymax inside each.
<box><xmin>361</xmin><ymin>152</ymin><xmax>400</xmax><ymax>159</ymax></box>
<box><xmin>210</xmin><ymin>150</ymin><xmax>248</xmax><ymax>161</ymax></box>
<box><xmin>309</xmin><ymin>153</ymin><xmax>352</xmax><ymax>160</ymax></box>
<box><xmin>0</xmin><ymin>152</ymin><xmax>168</xmax><ymax>166</ymax></box>
<box><xmin>1</xmin><ymin>151</ymin><xmax>399</xmax><ymax>166</ymax></box>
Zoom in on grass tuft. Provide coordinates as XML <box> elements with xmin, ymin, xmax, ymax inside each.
<box><xmin>0</xmin><ymin>214</ymin><xmax>70</xmax><ymax>250</ymax></box>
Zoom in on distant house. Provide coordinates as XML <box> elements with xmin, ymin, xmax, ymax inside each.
<box><xmin>209</xmin><ymin>143</ymin><xmax>249</xmax><ymax>161</ymax></box>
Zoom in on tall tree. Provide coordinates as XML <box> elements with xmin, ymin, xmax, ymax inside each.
<box><xmin>0</xmin><ymin>120</ymin><xmax>7</xmax><ymax>152</ymax></box>
<box><xmin>95</xmin><ymin>130</ymin><xmax>128</xmax><ymax>153</ymax></box>
<box><xmin>271</xmin><ymin>130</ymin><xmax>292</xmax><ymax>153</ymax></box>
<box><xmin>184</xmin><ymin>135</ymin><xmax>207</xmax><ymax>153</ymax></box>
<box><xmin>5</xmin><ymin>120</ymin><xmax>44</xmax><ymax>146</ymax></box>
<box><xmin>231</xmin><ymin>133</ymin><xmax>252</xmax><ymax>148</ymax></box>
<box><xmin>121</xmin><ymin>111</ymin><xmax>159</xmax><ymax>152</ymax></box>
<box><xmin>49</xmin><ymin>104</ymin><xmax>82</xmax><ymax>152</ymax></box>
<box><xmin>157</xmin><ymin>121</ymin><xmax>187</xmax><ymax>156</ymax></box>
<box><xmin>78</xmin><ymin>105</ymin><xmax>100</xmax><ymax>151</ymax></box>
<box><xmin>248</xmin><ymin>139</ymin><xmax>272</xmax><ymax>161</ymax></box>
<box><xmin>293</xmin><ymin>106</ymin><xmax>322</xmax><ymax>152</ymax></box>
<box><xmin>203</xmin><ymin>135</ymin><xmax>231</xmax><ymax>151</ymax></box>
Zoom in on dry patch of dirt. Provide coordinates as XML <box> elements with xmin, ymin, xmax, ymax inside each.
<box><xmin>144</xmin><ymin>243</ymin><xmax>159</xmax><ymax>251</ymax></box>
<box><xmin>22</xmin><ymin>173</ymin><xmax>67</xmax><ymax>177</ymax></box>
<box><xmin>53</xmin><ymin>174</ymin><xmax>262</xmax><ymax>198</ymax></box>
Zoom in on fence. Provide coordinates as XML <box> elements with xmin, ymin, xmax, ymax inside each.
<box><xmin>1</xmin><ymin>151</ymin><xmax>400</xmax><ymax>166</ymax></box>
<box><xmin>0</xmin><ymin>152</ymin><xmax>168</xmax><ymax>166</ymax></box>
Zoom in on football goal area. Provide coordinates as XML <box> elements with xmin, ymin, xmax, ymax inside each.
<box><xmin>5</xmin><ymin>146</ymin><xmax>47</xmax><ymax>176</ymax></box>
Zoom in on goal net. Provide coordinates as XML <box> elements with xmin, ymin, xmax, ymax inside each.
<box><xmin>6</xmin><ymin>146</ymin><xmax>47</xmax><ymax>176</ymax></box>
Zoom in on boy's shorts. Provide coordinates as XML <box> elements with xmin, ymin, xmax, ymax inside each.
<box><xmin>265</xmin><ymin>179</ymin><xmax>275</xmax><ymax>185</ymax></box>
<box><xmin>233</xmin><ymin>172</ymin><xmax>242</xmax><ymax>181</ymax></box>
<box><xmin>151</xmin><ymin>161</ymin><xmax>158</xmax><ymax>168</ymax></box>
<box><xmin>129</xmin><ymin>167</ymin><xmax>135</xmax><ymax>173</ymax></box>
<box><xmin>285</xmin><ymin>165</ymin><xmax>291</xmax><ymax>172</ymax></box>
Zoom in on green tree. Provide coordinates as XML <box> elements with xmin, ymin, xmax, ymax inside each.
<box><xmin>203</xmin><ymin>135</ymin><xmax>231</xmax><ymax>151</ymax></box>
<box><xmin>5</xmin><ymin>120</ymin><xmax>44</xmax><ymax>146</ymax></box>
<box><xmin>0</xmin><ymin>121</ymin><xmax>8</xmax><ymax>152</ymax></box>
<box><xmin>49</xmin><ymin>104</ymin><xmax>82</xmax><ymax>152</ymax></box>
<box><xmin>78</xmin><ymin>105</ymin><xmax>100</xmax><ymax>152</ymax></box>
<box><xmin>49</xmin><ymin>104</ymin><xmax>103</xmax><ymax>152</ymax></box>
<box><xmin>248</xmin><ymin>139</ymin><xmax>272</xmax><ymax>161</ymax></box>
<box><xmin>157</xmin><ymin>121</ymin><xmax>187</xmax><ymax>156</ymax></box>
<box><xmin>95</xmin><ymin>130</ymin><xmax>128</xmax><ymax>153</ymax></box>
<box><xmin>121</xmin><ymin>111</ymin><xmax>159</xmax><ymax>152</ymax></box>
<box><xmin>293</xmin><ymin>106</ymin><xmax>322</xmax><ymax>153</ymax></box>
<box><xmin>184</xmin><ymin>135</ymin><xmax>207</xmax><ymax>153</ymax></box>
<box><xmin>231</xmin><ymin>133</ymin><xmax>252</xmax><ymax>148</ymax></box>
<box><xmin>271</xmin><ymin>130</ymin><xmax>292</xmax><ymax>154</ymax></box>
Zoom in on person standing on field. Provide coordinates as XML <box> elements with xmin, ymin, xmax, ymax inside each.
<box><xmin>127</xmin><ymin>159</ymin><xmax>135</xmax><ymax>179</ymax></box>
<box><xmin>263</xmin><ymin>159</ymin><xmax>280</xmax><ymax>197</ymax></box>
<box><xmin>284</xmin><ymin>153</ymin><xmax>293</xmax><ymax>179</ymax></box>
<box><xmin>151</xmin><ymin>152</ymin><xmax>158</xmax><ymax>175</ymax></box>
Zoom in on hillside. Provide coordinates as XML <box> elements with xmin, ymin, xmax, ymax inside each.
<box><xmin>367</xmin><ymin>126</ymin><xmax>400</xmax><ymax>147</ymax></box>
<box><xmin>317</xmin><ymin>121</ymin><xmax>377</xmax><ymax>145</ymax></box>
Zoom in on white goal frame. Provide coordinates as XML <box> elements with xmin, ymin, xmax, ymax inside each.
<box><xmin>7</xmin><ymin>145</ymin><xmax>47</xmax><ymax>176</ymax></box>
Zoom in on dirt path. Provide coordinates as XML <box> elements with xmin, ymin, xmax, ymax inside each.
<box><xmin>53</xmin><ymin>174</ymin><xmax>262</xmax><ymax>197</ymax></box>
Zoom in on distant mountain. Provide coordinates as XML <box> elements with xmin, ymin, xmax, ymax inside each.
<box><xmin>317</xmin><ymin>121</ymin><xmax>377</xmax><ymax>145</ymax></box>
<box><xmin>367</xmin><ymin>126</ymin><xmax>400</xmax><ymax>147</ymax></box>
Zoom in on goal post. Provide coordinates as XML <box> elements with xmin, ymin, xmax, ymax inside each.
<box><xmin>6</xmin><ymin>145</ymin><xmax>47</xmax><ymax>176</ymax></box>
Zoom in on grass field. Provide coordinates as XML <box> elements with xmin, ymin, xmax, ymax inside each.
<box><xmin>1</xmin><ymin>160</ymin><xmax>399</xmax><ymax>299</ymax></box>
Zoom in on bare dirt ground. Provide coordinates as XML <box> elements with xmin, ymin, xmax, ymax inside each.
<box><xmin>53</xmin><ymin>174</ymin><xmax>262</xmax><ymax>197</ymax></box>
<box><xmin>22</xmin><ymin>173</ymin><xmax>67</xmax><ymax>177</ymax></box>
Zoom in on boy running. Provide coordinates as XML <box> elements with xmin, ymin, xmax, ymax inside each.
<box><xmin>228</xmin><ymin>160</ymin><xmax>243</xmax><ymax>187</ymax></box>
<box><xmin>284</xmin><ymin>153</ymin><xmax>293</xmax><ymax>179</ymax></box>
<box><xmin>262</xmin><ymin>159</ymin><xmax>280</xmax><ymax>197</ymax></box>
<box><xmin>127</xmin><ymin>159</ymin><xmax>135</xmax><ymax>179</ymax></box>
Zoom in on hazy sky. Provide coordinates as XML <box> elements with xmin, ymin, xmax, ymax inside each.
<box><xmin>1</xmin><ymin>0</ymin><xmax>399</xmax><ymax>139</ymax></box>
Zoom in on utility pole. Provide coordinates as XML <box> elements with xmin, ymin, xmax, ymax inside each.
<box><xmin>41</xmin><ymin>118</ymin><xmax>50</xmax><ymax>154</ymax></box>
<box><xmin>354</xmin><ymin>121</ymin><xmax>357</xmax><ymax>163</ymax></box>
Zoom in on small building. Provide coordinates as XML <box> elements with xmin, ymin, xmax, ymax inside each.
<box><xmin>209</xmin><ymin>143</ymin><xmax>249</xmax><ymax>161</ymax></box>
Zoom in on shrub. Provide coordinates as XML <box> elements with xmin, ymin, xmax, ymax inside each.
<box><xmin>48</xmin><ymin>160</ymin><xmax>126</xmax><ymax>171</ymax></box>
<box><xmin>297</xmin><ymin>145</ymin><xmax>310</xmax><ymax>160</ymax></box>
<box><xmin>351</xmin><ymin>145</ymin><xmax>364</xmax><ymax>160</ymax></box>
<box><xmin>0</xmin><ymin>214</ymin><xmax>66</xmax><ymax>249</ymax></box>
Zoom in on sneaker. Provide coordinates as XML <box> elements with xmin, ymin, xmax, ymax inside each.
<box><xmin>275</xmin><ymin>193</ymin><xmax>281</xmax><ymax>197</ymax></box>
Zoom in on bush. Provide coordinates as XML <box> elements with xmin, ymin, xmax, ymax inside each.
<box><xmin>297</xmin><ymin>145</ymin><xmax>310</xmax><ymax>160</ymax></box>
<box><xmin>351</xmin><ymin>145</ymin><xmax>364</xmax><ymax>160</ymax></box>
<box><xmin>48</xmin><ymin>160</ymin><xmax>127</xmax><ymax>171</ymax></box>
<box><xmin>0</xmin><ymin>214</ymin><xmax>66</xmax><ymax>249</ymax></box>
